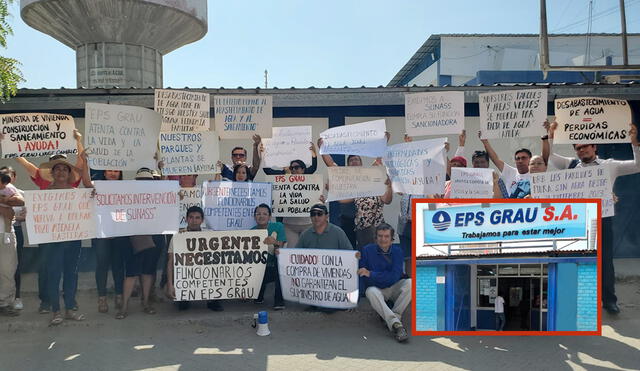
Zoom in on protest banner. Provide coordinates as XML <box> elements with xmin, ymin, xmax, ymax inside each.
<box><xmin>155</xmin><ymin>89</ymin><xmax>210</xmax><ymax>132</ymax></box>
<box><xmin>171</xmin><ymin>230</ymin><xmax>268</xmax><ymax>301</ymax></box>
<box><xmin>450</xmin><ymin>167</ymin><xmax>494</xmax><ymax>199</ymax></box>
<box><xmin>93</xmin><ymin>180</ymin><xmax>180</xmax><ymax>238</ymax></box>
<box><xmin>85</xmin><ymin>103</ymin><xmax>161</xmax><ymax>170</ymax></box>
<box><xmin>179</xmin><ymin>187</ymin><xmax>203</xmax><ymax>229</ymax></box>
<box><xmin>279</xmin><ymin>248</ymin><xmax>359</xmax><ymax>309</ymax></box>
<box><xmin>1</xmin><ymin>113</ymin><xmax>77</xmax><ymax>159</ymax></box>
<box><xmin>24</xmin><ymin>189</ymin><xmax>96</xmax><ymax>244</ymax></box>
<box><xmin>531</xmin><ymin>165</ymin><xmax>614</xmax><ymax>217</ymax></box>
<box><xmin>319</xmin><ymin>119</ymin><xmax>387</xmax><ymax>158</ymax></box>
<box><xmin>553</xmin><ymin>97</ymin><xmax>632</xmax><ymax>144</ymax></box>
<box><xmin>479</xmin><ymin>89</ymin><xmax>547</xmax><ymax>139</ymax></box>
<box><xmin>405</xmin><ymin>91</ymin><xmax>465</xmax><ymax>136</ymax></box>
<box><xmin>327</xmin><ymin>166</ymin><xmax>387</xmax><ymax>201</ymax></box>
<box><xmin>265</xmin><ymin>174</ymin><xmax>323</xmax><ymax>217</ymax></box>
<box><xmin>214</xmin><ymin>95</ymin><xmax>272</xmax><ymax>139</ymax></box>
<box><xmin>424</xmin><ymin>202</ymin><xmax>587</xmax><ymax>245</ymax></box>
<box><xmin>202</xmin><ymin>181</ymin><xmax>271</xmax><ymax>231</ymax></box>
<box><xmin>384</xmin><ymin>138</ymin><xmax>446</xmax><ymax>195</ymax></box>
<box><xmin>159</xmin><ymin>131</ymin><xmax>219</xmax><ymax>175</ymax></box>
<box><xmin>262</xmin><ymin>126</ymin><xmax>312</xmax><ymax>168</ymax></box>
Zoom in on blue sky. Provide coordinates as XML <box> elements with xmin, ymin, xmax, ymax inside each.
<box><xmin>5</xmin><ymin>0</ymin><xmax>638</xmax><ymax>89</ymax></box>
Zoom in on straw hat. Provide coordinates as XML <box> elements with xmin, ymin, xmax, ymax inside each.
<box><xmin>39</xmin><ymin>158</ymin><xmax>82</xmax><ymax>184</ymax></box>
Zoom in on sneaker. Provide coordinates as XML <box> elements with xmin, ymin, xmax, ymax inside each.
<box><xmin>38</xmin><ymin>304</ymin><xmax>51</xmax><ymax>314</ymax></box>
<box><xmin>13</xmin><ymin>299</ymin><xmax>23</xmax><ymax>310</ymax></box>
<box><xmin>253</xmin><ymin>299</ymin><xmax>264</xmax><ymax>304</ymax></box>
<box><xmin>0</xmin><ymin>305</ymin><xmax>20</xmax><ymax>317</ymax></box>
<box><xmin>273</xmin><ymin>303</ymin><xmax>285</xmax><ymax>311</ymax></box>
<box><xmin>392</xmin><ymin>322</ymin><xmax>408</xmax><ymax>343</ymax></box>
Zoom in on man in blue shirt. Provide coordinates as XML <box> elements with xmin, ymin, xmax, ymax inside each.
<box><xmin>358</xmin><ymin>223</ymin><xmax>410</xmax><ymax>342</ymax></box>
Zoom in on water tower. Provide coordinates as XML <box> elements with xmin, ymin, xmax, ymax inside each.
<box><xmin>21</xmin><ymin>0</ymin><xmax>207</xmax><ymax>88</ymax></box>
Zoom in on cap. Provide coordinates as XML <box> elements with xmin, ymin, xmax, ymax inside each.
<box><xmin>450</xmin><ymin>156</ymin><xmax>468</xmax><ymax>167</ymax></box>
<box><xmin>309</xmin><ymin>203</ymin><xmax>328</xmax><ymax>214</ymax></box>
<box><xmin>135</xmin><ymin>168</ymin><xmax>154</xmax><ymax>180</ymax></box>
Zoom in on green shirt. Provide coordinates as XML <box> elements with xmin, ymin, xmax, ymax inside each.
<box><xmin>295</xmin><ymin>223</ymin><xmax>353</xmax><ymax>250</ymax></box>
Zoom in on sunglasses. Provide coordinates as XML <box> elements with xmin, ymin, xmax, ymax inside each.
<box><xmin>232</xmin><ymin>153</ymin><xmax>246</xmax><ymax>158</ymax></box>
<box><xmin>290</xmin><ymin>165</ymin><xmax>303</xmax><ymax>170</ymax></box>
<box><xmin>310</xmin><ymin>211</ymin><xmax>325</xmax><ymax>217</ymax></box>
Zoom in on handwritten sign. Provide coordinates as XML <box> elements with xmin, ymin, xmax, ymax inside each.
<box><xmin>155</xmin><ymin>89</ymin><xmax>210</xmax><ymax>132</ymax></box>
<box><xmin>531</xmin><ymin>165</ymin><xmax>614</xmax><ymax>217</ymax></box>
<box><xmin>93</xmin><ymin>180</ymin><xmax>180</xmax><ymax>238</ymax></box>
<box><xmin>1</xmin><ymin>113</ymin><xmax>77</xmax><ymax>158</ymax></box>
<box><xmin>327</xmin><ymin>166</ymin><xmax>387</xmax><ymax>201</ymax></box>
<box><xmin>479</xmin><ymin>89</ymin><xmax>547</xmax><ymax>139</ymax></box>
<box><xmin>172</xmin><ymin>230</ymin><xmax>268</xmax><ymax>301</ymax></box>
<box><xmin>202</xmin><ymin>181</ymin><xmax>271</xmax><ymax>231</ymax></box>
<box><xmin>214</xmin><ymin>95</ymin><xmax>272</xmax><ymax>139</ymax></box>
<box><xmin>319</xmin><ymin>119</ymin><xmax>387</xmax><ymax>158</ymax></box>
<box><xmin>262</xmin><ymin>126</ymin><xmax>312</xmax><ymax>168</ymax></box>
<box><xmin>85</xmin><ymin>103</ymin><xmax>161</xmax><ymax>170</ymax></box>
<box><xmin>179</xmin><ymin>187</ymin><xmax>203</xmax><ymax>229</ymax></box>
<box><xmin>24</xmin><ymin>189</ymin><xmax>96</xmax><ymax>244</ymax></box>
<box><xmin>266</xmin><ymin>174</ymin><xmax>323</xmax><ymax>217</ymax></box>
<box><xmin>450</xmin><ymin>168</ymin><xmax>494</xmax><ymax>199</ymax></box>
<box><xmin>384</xmin><ymin>138</ymin><xmax>446</xmax><ymax>195</ymax></box>
<box><xmin>405</xmin><ymin>92</ymin><xmax>465</xmax><ymax>136</ymax></box>
<box><xmin>159</xmin><ymin>131</ymin><xmax>219</xmax><ymax>175</ymax></box>
<box><xmin>553</xmin><ymin>97</ymin><xmax>632</xmax><ymax>144</ymax></box>
<box><xmin>279</xmin><ymin>248</ymin><xmax>359</xmax><ymax>309</ymax></box>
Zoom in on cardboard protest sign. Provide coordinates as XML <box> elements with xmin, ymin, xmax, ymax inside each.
<box><xmin>479</xmin><ymin>89</ymin><xmax>547</xmax><ymax>139</ymax></box>
<box><xmin>93</xmin><ymin>180</ymin><xmax>180</xmax><ymax>238</ymax></box>
<box><xmin>202</xmin><ymin>181</ymin><xmax>271</xmax><ymax>231</ymax></box>
<box><xmin>266</xmin><ymin>174</ymin><xmax>323</xmax><ymax>217</ymax></box>
<box><xmin>85</xmin><ymin>103</ymin><xmax>161</xmax><ymax>170</ymax></box>
<box><xmin>1</xmin><ymin>113</ymin><xmax>77</xmax><ymax>158</ymax></box>
<box><xmin>179</xmin><ymin>187</ymin><xmax>203</xmax><ymax>229</ymax></box>
<box><xmin>553</xmin><ymin>97</ymin><xmax>632</xmax><ymax>144</ymax></box>
<box><xmin>159</xmin><ymin>131</ymin><xmax>219</xmax><ymax>175</ymax></box>
<box><xmin>327</xmin><ymin>166</ymin><xmax>387</xmax><ymax>201</ymax></box>
<box><xmin>319</xmin><ymin>119</ymin><xmax>387</xmax><ymax>158</ymax></box>
<box><xmin>24</xmin><ymin>189</ymin><xmax>96</xmax><ymax>244</ymax></box>
<box><xmin>155</xmin><ymin>89</ymin><xmax>210</xmax><ymax>132</ymax></box>
<box><xmin>262</xmin><ymin>126</ymin><xmax>312</xmax><ymax>168</ymax></box>
<box><xmin>214</xmin><ymin>95</ymin><xmax>272</xmax><ymax>139</ymax></box>
<box><xmin>405</xmin><ymin>92</ymin><xmax>465</xmax><ymax>136</ymax></box>
<box><xmin>279</xmin><ymin>248</ymin><xmax>359</xmax><ymax>309</ymax></box>
<box><xmin>531</xmin><ymin>165</ymin><xmax>615</xmax><ymax>217</ymax></box>
<box><xmin>450</xmin><ymin>167</ymin><xmax>494</xmax><ymax>199</ymax></box>
<box><xmin>384</xmin><ymin>138</ymin><xmax>446</xmax><ymax>195</ymax></box>
<box><xmin>171</xmin><ymin>230</ymin><xmax>268</xmax><ymax>301</ymax></box>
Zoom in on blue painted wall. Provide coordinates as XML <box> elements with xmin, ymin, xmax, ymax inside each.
<box><xmin>555</xmin><ymin>263</ymin><xmax>578</xmax><ymax>331</ymax></box>
<box><xmin>445</xmin><ymin>265</ymin><xmax>471</xmax><ymax>331</ymax></box>
<box><xmin>576</xmin><ymin>263</ymin><xmax>598</xmax><ymax>331</ymax></box>
<box><xmin>415</xmin><ymin>265</ymin><xmax>446</xmax><ymax>331</ymax></box>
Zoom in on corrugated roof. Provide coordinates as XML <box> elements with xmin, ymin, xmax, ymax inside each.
<box><xmin>417</xmin><ymin>250</ymin><xmax>596</xmax><ymax>260</ymax></box>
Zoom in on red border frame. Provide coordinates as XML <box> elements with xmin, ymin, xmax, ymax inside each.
<box><xmin>411</xmin><ymin>198</ymin><xmax>602</xmax><ymax>336</ymax></box>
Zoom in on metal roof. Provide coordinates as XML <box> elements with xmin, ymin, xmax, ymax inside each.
<box><xmin>417</xmin><ymin>249</ymin><xmax>597</xmax><ymax>260</ymax></box>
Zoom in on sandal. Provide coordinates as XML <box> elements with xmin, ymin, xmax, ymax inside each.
<box><xmin>64</xmin><ymin>311</ymin><xmax>86</xmax><ymax>321</ymax></box>
<box><xmin>98</xmin><ymin>297</ymin><xmax>108</xmax><ymax>313</ymax></box>
<box><xmin>115</xmin><ymin>295</ymin><xmax>123</xmax><ymax>310</ymax></box>
<box><xmin>143</xmin><ymin>306</ymin><xmax>156</xmax><ymax>315</ymax></box>
<box><xmin>115</xmin><ymin>311</ymin><xmax>127</xmax><ymax>320</ymax></box>
<box><xmin>50</xmin><ymin>312</ymin><xmax>63</xmax><ymax>326</ymax></box>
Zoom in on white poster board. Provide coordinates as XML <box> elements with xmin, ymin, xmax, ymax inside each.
<box><xmin>179</xmin><ymin>187</ymin><xmax>203</xmax><ymax>229</ymax></box>
<box><xmin>159</xmin><ymin>131</ymin><xmax>219</xmax><ymax>175</ymax></box>
<box><xmin>327</xmin><ymin>166</ymin><xmax>387</xmax><ymax>201</ymax></box>
<box><xmin>24</xmin><ymin>189</ymin><xmax>97</xmax><ymax>244</ymax></box>
<box><xmin>278</xmin><ymin>248</ymin><xmax>359</xmax><ymax>309</ymax></box>
<box><xmin>202</xmin><ymin>181</ymin><xmax>271</xmax><ymax>231</ymax></box>
<box><xmin>262</xmin><ymin>126</ymin><xmax>312</xmax><ymax>168</ymax></box>
<box><xmin>479</xmin><ymin>89</ymin><xmax>547</xmax><ymax>139</ymax></box>
<box><xmin>1</xmin><ymin>113</ymin><xmax>77</xmax><ymax>159</ymax></box>
<box><xmin>450</xmin><ymin>167</ymin><xmax>494</xmax><ymax>199</ymax></box>
<box><xmin>171</xmin><ymin>230</ymin><xmax>268</xmax><ymax>301</ymax></box>
<box><xmin>93</xmin><ymin>180</ymin><xmax>180</xmax><ymax>237</ymax></box>
<box><xmin>214</xmin><ymin>95</ymin><xmax>272</xmax><ymax>139</ymax></box>
<box><xmin>531</xmin><ymin>165</ymin><xmax>615</xmax><ymax>217</ymax></box>
<box><xmin>553</xmin><ymin>97</ymin><xmax>632</xmax><ymax>144</ymax></box>
<box><xmin>155</xmin><ymin>89</ymin><xmax>210</xmax><ymax>132</ymax></box>
<box><xmin>85</xmin><ymin>103</ymin><xmax>161</xmax><ymax>170</ymax></box>
<box><xmin>319</xmin><ymin>119</ymin><xmax>387</xmax><ymax>158</ymax></box>
<box><xmin>405</xmin><ymin>91</ymin><xmax>465</xmax><ymax>136</ymax></box>
<box><xmin>266</xmin><ymin>174</ymin><xmax>323</xmax><ymax>217</ymax></box>
<box><xmin>384</xmin><ymin>138</ymin><xmax>446</xmax><ymax>195</ymax></box>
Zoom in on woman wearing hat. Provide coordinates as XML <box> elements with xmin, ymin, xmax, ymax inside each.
<box><xmin>39</xmin><ymin>154</ymin><xmax>92</xmax><ymax>325</ymax></box>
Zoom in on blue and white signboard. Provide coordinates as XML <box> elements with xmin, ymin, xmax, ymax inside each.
<box><xmin>424</xmin><ymin>203</ymin><xmax>587</xmax><ymax>245</ymax></box>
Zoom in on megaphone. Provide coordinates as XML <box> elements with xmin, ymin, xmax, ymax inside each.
<box><xmin>254</xmin><ymin>311</ymin><xmax>270</xmax><ymax>336</ymax></box>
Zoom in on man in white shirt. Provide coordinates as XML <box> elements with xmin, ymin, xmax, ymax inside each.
<box><xmin>494</xmin><ymin>293</ymin><xmax>506</xmax><ymax>331</ymax></box>
<box><xmin>0</xmin><ymin>184</ymin><xmax>24</xmax><ymax>317</ymax></box>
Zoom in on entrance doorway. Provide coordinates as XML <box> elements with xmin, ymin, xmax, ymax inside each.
<box><xmin>497</xmin><ymin>277</ymin><xmax>547</xmax><ymax>331</ymax></box>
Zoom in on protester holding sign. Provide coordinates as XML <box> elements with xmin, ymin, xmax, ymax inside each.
<box><xmin>548</xmin><ymin>122</ymin><xmax>640</xmax><ymax>314</ymax></box>
<box><xmin>0</xmin><ymin>166</ymin><xmax>26</xmax><ymax>311</ymax></box>
<box><xmin>456</xmin><ymin>130</ymin><xmax>509</xmax><ymax>197</ymax></box>
<box><xmin>220</xmin><ymin>146</ymin><xmax>259</xmax><ymax>181</ymax></box>
<box><xmin>0</xmin><ymin>170</ymin><xmax>24</xmax><ymax>317</ymax></box>
<box><xmin>359</xmin><ymin>223</ymin><xmax>410</xmax><ymax>343</ymax></box>
<box><xmin>295</xmin><ymin>204</ymin><xmax>353</xmax><ymax>250</ymax></box>
<box><xmin>251</xmin><ymin>204</ymin><xmax>286</xmax><ymax>310</ymax></box>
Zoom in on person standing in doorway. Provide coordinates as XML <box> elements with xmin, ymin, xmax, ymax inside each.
<box><xmin>495</xmin><ymin>292</ymin><xmax>506</xmax><ymax>331</ymax></box>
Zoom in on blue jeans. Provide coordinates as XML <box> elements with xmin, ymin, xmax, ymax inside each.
<box><xmin>42</xmin><ymin>241</ymin><xmax>81</xmax><ymax>312</ymax></box>
<box><xmin>496</xmin><ymin>312</ymin><xmax>506</xmax><ymax>331</ymax></box>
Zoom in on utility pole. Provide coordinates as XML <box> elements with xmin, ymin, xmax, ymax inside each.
<box><xmin>264</xmin><ymin>69</ymin><xmax>268</xmax><ymax>89</ymax></box>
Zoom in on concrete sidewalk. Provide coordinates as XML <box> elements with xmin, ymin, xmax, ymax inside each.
<box><xmin>613</xmin><ymin>258</ymin><xmax>640</xmax><ymax>281</ymax></box>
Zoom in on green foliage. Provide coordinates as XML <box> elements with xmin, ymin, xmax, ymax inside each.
<box><xmin>0</xmin><ymin>0</ymin><xmax>23</xmax><ymax>103</ymax></box>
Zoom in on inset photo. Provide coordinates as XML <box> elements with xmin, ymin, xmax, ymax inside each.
<box><xmin>412</xmin><ymin>199</ymin><xmax>600</xmax><ymax>335</ymax></box>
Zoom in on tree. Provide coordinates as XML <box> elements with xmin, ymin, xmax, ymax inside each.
<box><xmin>0</xmin><ymin>0</ymin><xmax>23</xmax><ymax>103</ymax></box>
